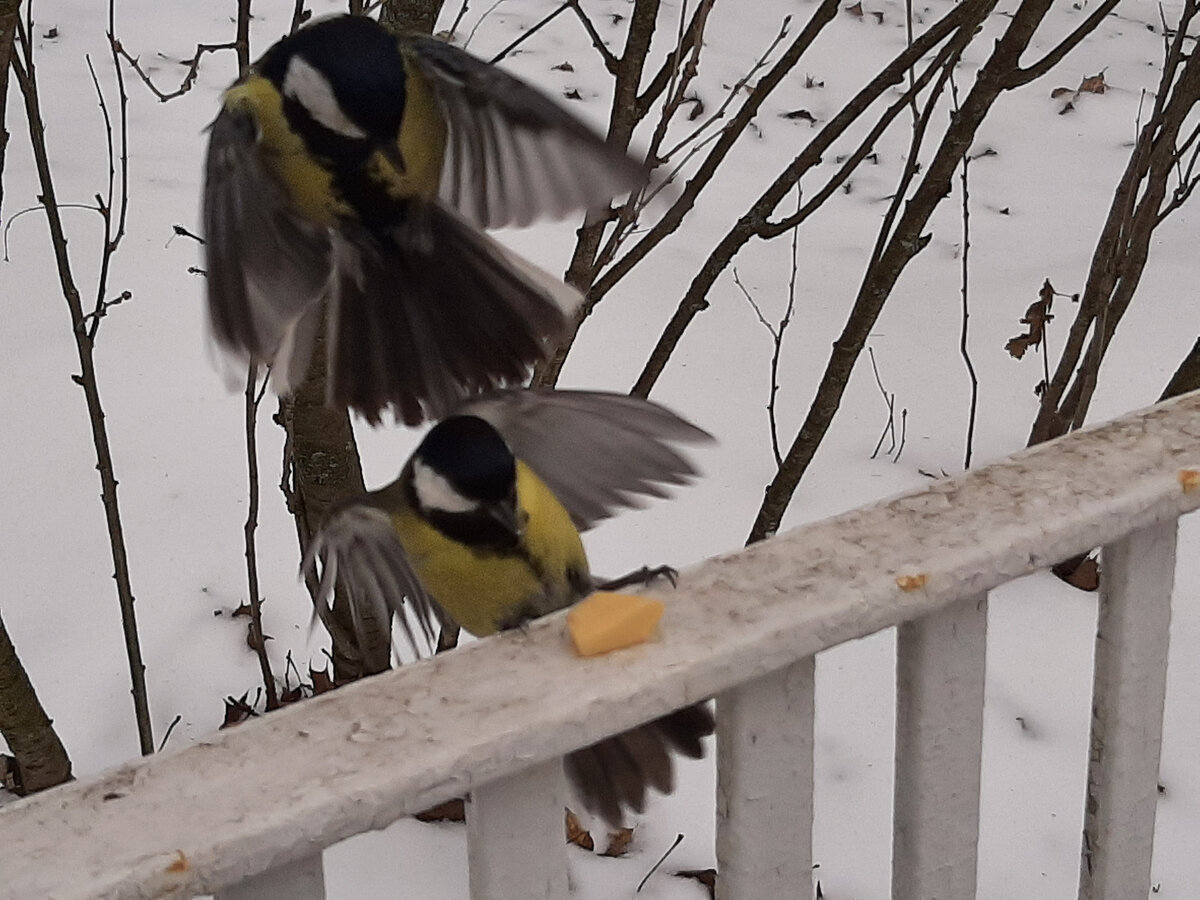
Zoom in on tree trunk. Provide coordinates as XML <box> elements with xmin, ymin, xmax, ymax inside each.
<box><xmin>282</xmin><ymin>0</ymin><xmax>448</xmax><ymax>678</ymax></box>
<box><xmin>0</xmin><ymin>611</ymin><xmax>72</xmax><ymax>794</ymax></box>
<box><xmin>0</xmin><ymin>0</ymin><xmax>18</xmax><ymax>217</ymax></box>
<box><xmin>380</xmin><ymin>0</ymin><xmax>445</xmax><ymax>34</ymax></box>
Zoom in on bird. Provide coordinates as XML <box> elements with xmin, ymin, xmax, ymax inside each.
<box><xmin>203</xmin><ymin>14</ymin><xmax>646</xmax><ymax>424</ymax></box>
<box><xmin>306</xmin><ymin>388</ymin><xmax>715</xmax><ymax>825</ymax></box>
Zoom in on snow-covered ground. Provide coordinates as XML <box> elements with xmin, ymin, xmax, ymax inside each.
<box><xmin>2</xmin><ymin>1</ymin><xmax>1198</xmax><ymax>897</ymax></box>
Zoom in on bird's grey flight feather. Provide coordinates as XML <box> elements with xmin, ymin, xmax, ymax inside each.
<box><xmin>304</xmin><ymin>505</ymin><xmax>443</xmax><ymax>666</ymax></box>
<box><xmin>203</xmin><ymin>107</ymin><xmax>331</xmax><ymax>373</ymax></box>
<box><xmin>406</xmin><ymin>36</ymin><xmax>646</xmax><ymax>230</ymax></box>
<box><xmin>456</xmin><ymin>389</ymin><xmax>713</xmax><ymax>530</ymax></box>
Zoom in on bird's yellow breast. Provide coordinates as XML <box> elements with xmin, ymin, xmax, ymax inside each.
<box><xmin>222</xmin><ymin>75</ymin><xmax>349</xmax><ymax>224</ymax></box>
<box><xmin>393</xmin><ymin>462</ymin><xmax>589</xmax><ymax>637</ymax></box>
<box><xmin>367</xmin><ymin>54</ymin><xmax>447</xmax><ymax>201</ymax></box>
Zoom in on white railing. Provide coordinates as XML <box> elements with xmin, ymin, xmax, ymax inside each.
<box><xmin>2</xmin><ymin>392</ymin><xmax>1199</xmax><ymax>900</ymax></box>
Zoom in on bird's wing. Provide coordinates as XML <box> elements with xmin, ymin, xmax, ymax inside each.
<box><xmin>326</xmin><ymin>205</ymin><xmax>578</xmax><ymax>425</ymax></box>
<box><xmin>203</xmin><ymin>105</ymin><xmax>331</xmax><ymax>382</ymax></box>
<box><xmin>404</xmin><ymin>36</ymin><xmax>646</xmax><ymax>229</ymax></box>
<box><xmin>457</xmin><ymin>389</ymin><xmax>713</xmax><ymax>531</ymax></box>
<box><xmin>303</xmin><ymin>504</ymin><xmax>444</xmax><ymax>669</ymax></box>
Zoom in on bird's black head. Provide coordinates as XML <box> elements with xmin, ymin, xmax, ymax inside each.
<box><xmin>415</xmin><ymin>415</ymin><xmax>516</xmax><ymax>508</ymax></box>
<box><xmin>257</xmin><ymin>15</ymin><xmax>408</xmax><ymax>144</ymax></box>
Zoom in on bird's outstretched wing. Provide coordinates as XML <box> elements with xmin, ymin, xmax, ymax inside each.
<box><xmin>304</xmin><ymin>504</ymin><xmax>444</xmax><ymax>670</ymax></box>
<box><xmin>457</xmin><ymin>389</ymin><xmax>714</xmax><ymax>531</ymax></box>
<box><xmin>405</xmin><ymin>36</ymin><xmax>646</xmax><ymax>229</ymax></box>
<box><xmin>203</xmin><ymin>106</ymin><xmax>332</xmax><ymax>391</ymax></box>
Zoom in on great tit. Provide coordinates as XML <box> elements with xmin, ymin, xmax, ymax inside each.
<box><xmin>203</xmin><ymin>15</ymin><xmax>645</xmax><ymax>424</ymax></box>
<box><xmin>306</xmin><ymin>388</ymin><xmax>715</xmax><ymax>824</ymax></box>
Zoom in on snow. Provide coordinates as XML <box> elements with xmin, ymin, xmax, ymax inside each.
<box><xmin>2</xmin><ymin>0</ymin><xmax>1197</xmax><ymax>897</ymax></box>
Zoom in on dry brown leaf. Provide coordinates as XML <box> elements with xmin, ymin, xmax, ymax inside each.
<box><xmin>415</xmin><ymin>798</ymin><xmax>466</xmax><ymax>822</ymax></box>
<box><xmin>676</xmin><ymin>868</ymin><xmax>717</xmax><ymax>899</ymax></box>
<box><xmin>279</xmin><ymin>684</ymin><xmax>304</xmax><ymax>704</ymax></box>
<box><xmin>896</xmin><ymin>573</ymin><xmax>928</xmax><ymax>592</ymax></box>
<box><xmin>165</xmin><ymin>850</ymin><xmax>189</xmax><ymax>873</ymax></box>
<box><xmin>781</xmin><ymin>108</ymin><xmax>817</xmax><ymax>123</ymax></box>
<box><xmin>602</xmin><ymin>826</ymin><xmax>635</xmax><ymax>857</ymax></box>
<box><xmin>220</xmin><ymin>692</ymin><xmax>256</xmax><ymax>729</ymax></box>
<box><xmin>309</xmin><ymin>665</ymin><xmax>336</xmax><ymax>695</ymax></box>
<box><xmin>1006</xmin><ymin>335</ymin><xmax>1031</xmax><ymax>359</ymax></box>
<box><xmin>566</xmin><ymin>809</ymin><xmax>594</xmax><ymax>851</ymax></box>
<box><xmin>1065</xmin><ymin>557</ymin><xmax>1100</xmax><ymax>591</ymax></box>
<box><xmin>1008</xmin><ymin>279</ymin><xmax>1057</xmax><ymax>358</ymax></box>
<box><xmin>1050</xmin><ymin>86</ymin><xmax>1075</xmax><ymax>98</ymax></box>
<box><xmin>1080</xmin><ymin>71</ymin><xmax>1106</xmax><ymax>94</ymax></box>
<box><xmin>1052</xmin><ymin>554</ymin><xmax>1100</xmax><ymax>592</ymax></box>
<box><xmin>844</xmin><ymin>1</ymin><xmax>864</xmax><ymax>18</ymax></box>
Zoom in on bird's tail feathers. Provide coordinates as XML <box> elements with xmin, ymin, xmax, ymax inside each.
<box><xmin>565</xmin><ymin>702</ymin><xmax>715</xmax><ymax>826</ymax></box>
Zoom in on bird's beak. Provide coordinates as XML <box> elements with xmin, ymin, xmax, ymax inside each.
<box><xmin>485</xmin><ymin>496</ymin><xmax>521</xmax><ymax>539</ymax></box>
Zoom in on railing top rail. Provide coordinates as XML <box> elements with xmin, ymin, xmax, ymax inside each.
<box><xmin>3</xmin><ymin>392</ymin><xmax>1199</xmax><ymax>899</ymax></box>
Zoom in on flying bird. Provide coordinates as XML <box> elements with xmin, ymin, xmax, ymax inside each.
<box><xmin>203</xmin><ymin>15</ymin><xmax>644</xmax><ymax>423</ymax></box>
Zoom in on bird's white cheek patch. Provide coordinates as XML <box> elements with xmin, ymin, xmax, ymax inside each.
<box><xmin>412</xmin><ymin>459</ymin><xmax>478</xmax><ymax>514</ymax></box>
<box><xmin>282</xmin><ymin>55</ymin><xmax>368</xmax><ymax>139</ymax></box>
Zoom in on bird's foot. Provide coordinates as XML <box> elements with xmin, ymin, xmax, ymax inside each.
<box><xmin>595</xmin><ymin>564</ymin><xmax>678</xmax><ymax>592</ymax></box>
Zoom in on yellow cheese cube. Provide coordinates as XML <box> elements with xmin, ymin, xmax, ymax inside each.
<box><xmin>567</xmin><ymin>591</ymin><xmax>665</xmax><ymax>657</ymax></box>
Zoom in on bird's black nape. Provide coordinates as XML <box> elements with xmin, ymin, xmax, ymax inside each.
<box><xmin>257</xmin><ymin>16</ymin><xmax>409</xmax><ymax>144</ymax></box>
<box><xmin>417</xmin><ymin>415</ymin><xmax>516</xmax><ymax>505</ymax></box>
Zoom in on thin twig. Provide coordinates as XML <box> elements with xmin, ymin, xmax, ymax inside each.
<box><xmin>157</xmin><ymin>715</ymin><xmax>182</xmax><ymax>752</ymax></box>
<box><xmin>868</xmin><ymin>346</ymin><xmax>897</xmax><ymax>459</ymax></box>
<box><xmin>463</xmin><ymin>0</ymin><xmax>506</xmax><ymax>50</ymax></box>
<box><xmin>290</xmin><ymin>0</ymin><xmax>310</xmax><ymax>35</ymax></box>
<box><xmin>731</xmin><ymin>267</ymin><xmax>788</xmax><ymax>466</ymax></box>
<box><xmin>12</xmin><ymin>12</ymin><xmax>155</xmax><ymax>754</ymax></box>
<box><xmin>488</xmin><ymin>2</ymin><xmax>572</xmax><ymax>64</ymax></box>
<box><xmin>951</xmin><ymin>72</ymin><xmax>978</xmax><ymax>469</ymax></box>
<box><xmin>446</xmin><ymin>0</ymin><xmax>471</xmax><ymax>39</ymax></box>
<box><xmin>114</xmin><ymin>39</ymin><xmax>238</xmax><ymax>102</ymax></box>
<box><xmin>3</xmin><ymin>203</ymin><xmax>100</xmax><ymax>260</ymax></box>
<box><xmin>566</xmin><ymin>0</ymin><xmax>618</xmax><ymax>72</ymax></box>
<box><xmin>243</xmin><ymin>366</ymin><xmax>279</xmax><ymax>711</ymax></box>
<box><xmin>636</xmin><ymin>833</ymin><xmax>684</xmax><ymax>892</ymax></box>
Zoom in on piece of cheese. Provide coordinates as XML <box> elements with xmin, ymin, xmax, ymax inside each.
<box><xmin>567</xmin><ymin>591</ymin><xmax>665</xmax><ymax>657</ymax></box>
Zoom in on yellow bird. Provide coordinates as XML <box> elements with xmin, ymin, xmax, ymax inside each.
<box><xmin>308</xmin><ymin>389</ymin><xmax>714</xmax><ymax>824</ymax></box>
<box><xmin>203</xmin><ymin>15</ymin><xmax>644</xmax><ymax>424</ymax></box>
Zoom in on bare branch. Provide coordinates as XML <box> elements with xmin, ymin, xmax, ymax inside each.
<box><xmin>952</xmin><ymin>72</ymin><xmax>979</xmax><ymax>470</ymax></box>
<box><xmin>1028</xmin><ymin>0</ymin><xmax>1200</xmax><ymax>444</ymax></box>
<box><xmin>748</xmin><ymin>0</ymin><xmax>1069</xmax><ymax>544</ymax></box>
<box><xmin>488</xmin><ymin>2</ymin><xmax>571</xmax><ymax>64</ymax></box>
<box><xmin>566</xmin><ymin>0</ymin><xmax>618</xmax><ymax>73</ymax></box>
<box><xmin>868</xmin><ymin>346</ymin><xmax>898</xmax><ymax>459</ymax></box>
<box><xmin>12</xmin><ymin>13</ymin><xmax>155</xmax><ymax>753</ymax></box>
<box><xmin>244</xmin><ymin>367</ymin><xmax>280</xmax><ymax>711</ymax></box>
<box><xmin>632</xmin><ymin>0</ymin><xmax>979</xmax><ymax>398</ymax></box>
<box><xmin>114</xmin><ymin>39</ymin><xmax>238</xmax><ymax>102</ymax></box>
<box><xmin>1006</xmin><ymin>0</ymin><xmax>1122</xmax><ymax>88</ymax></box>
